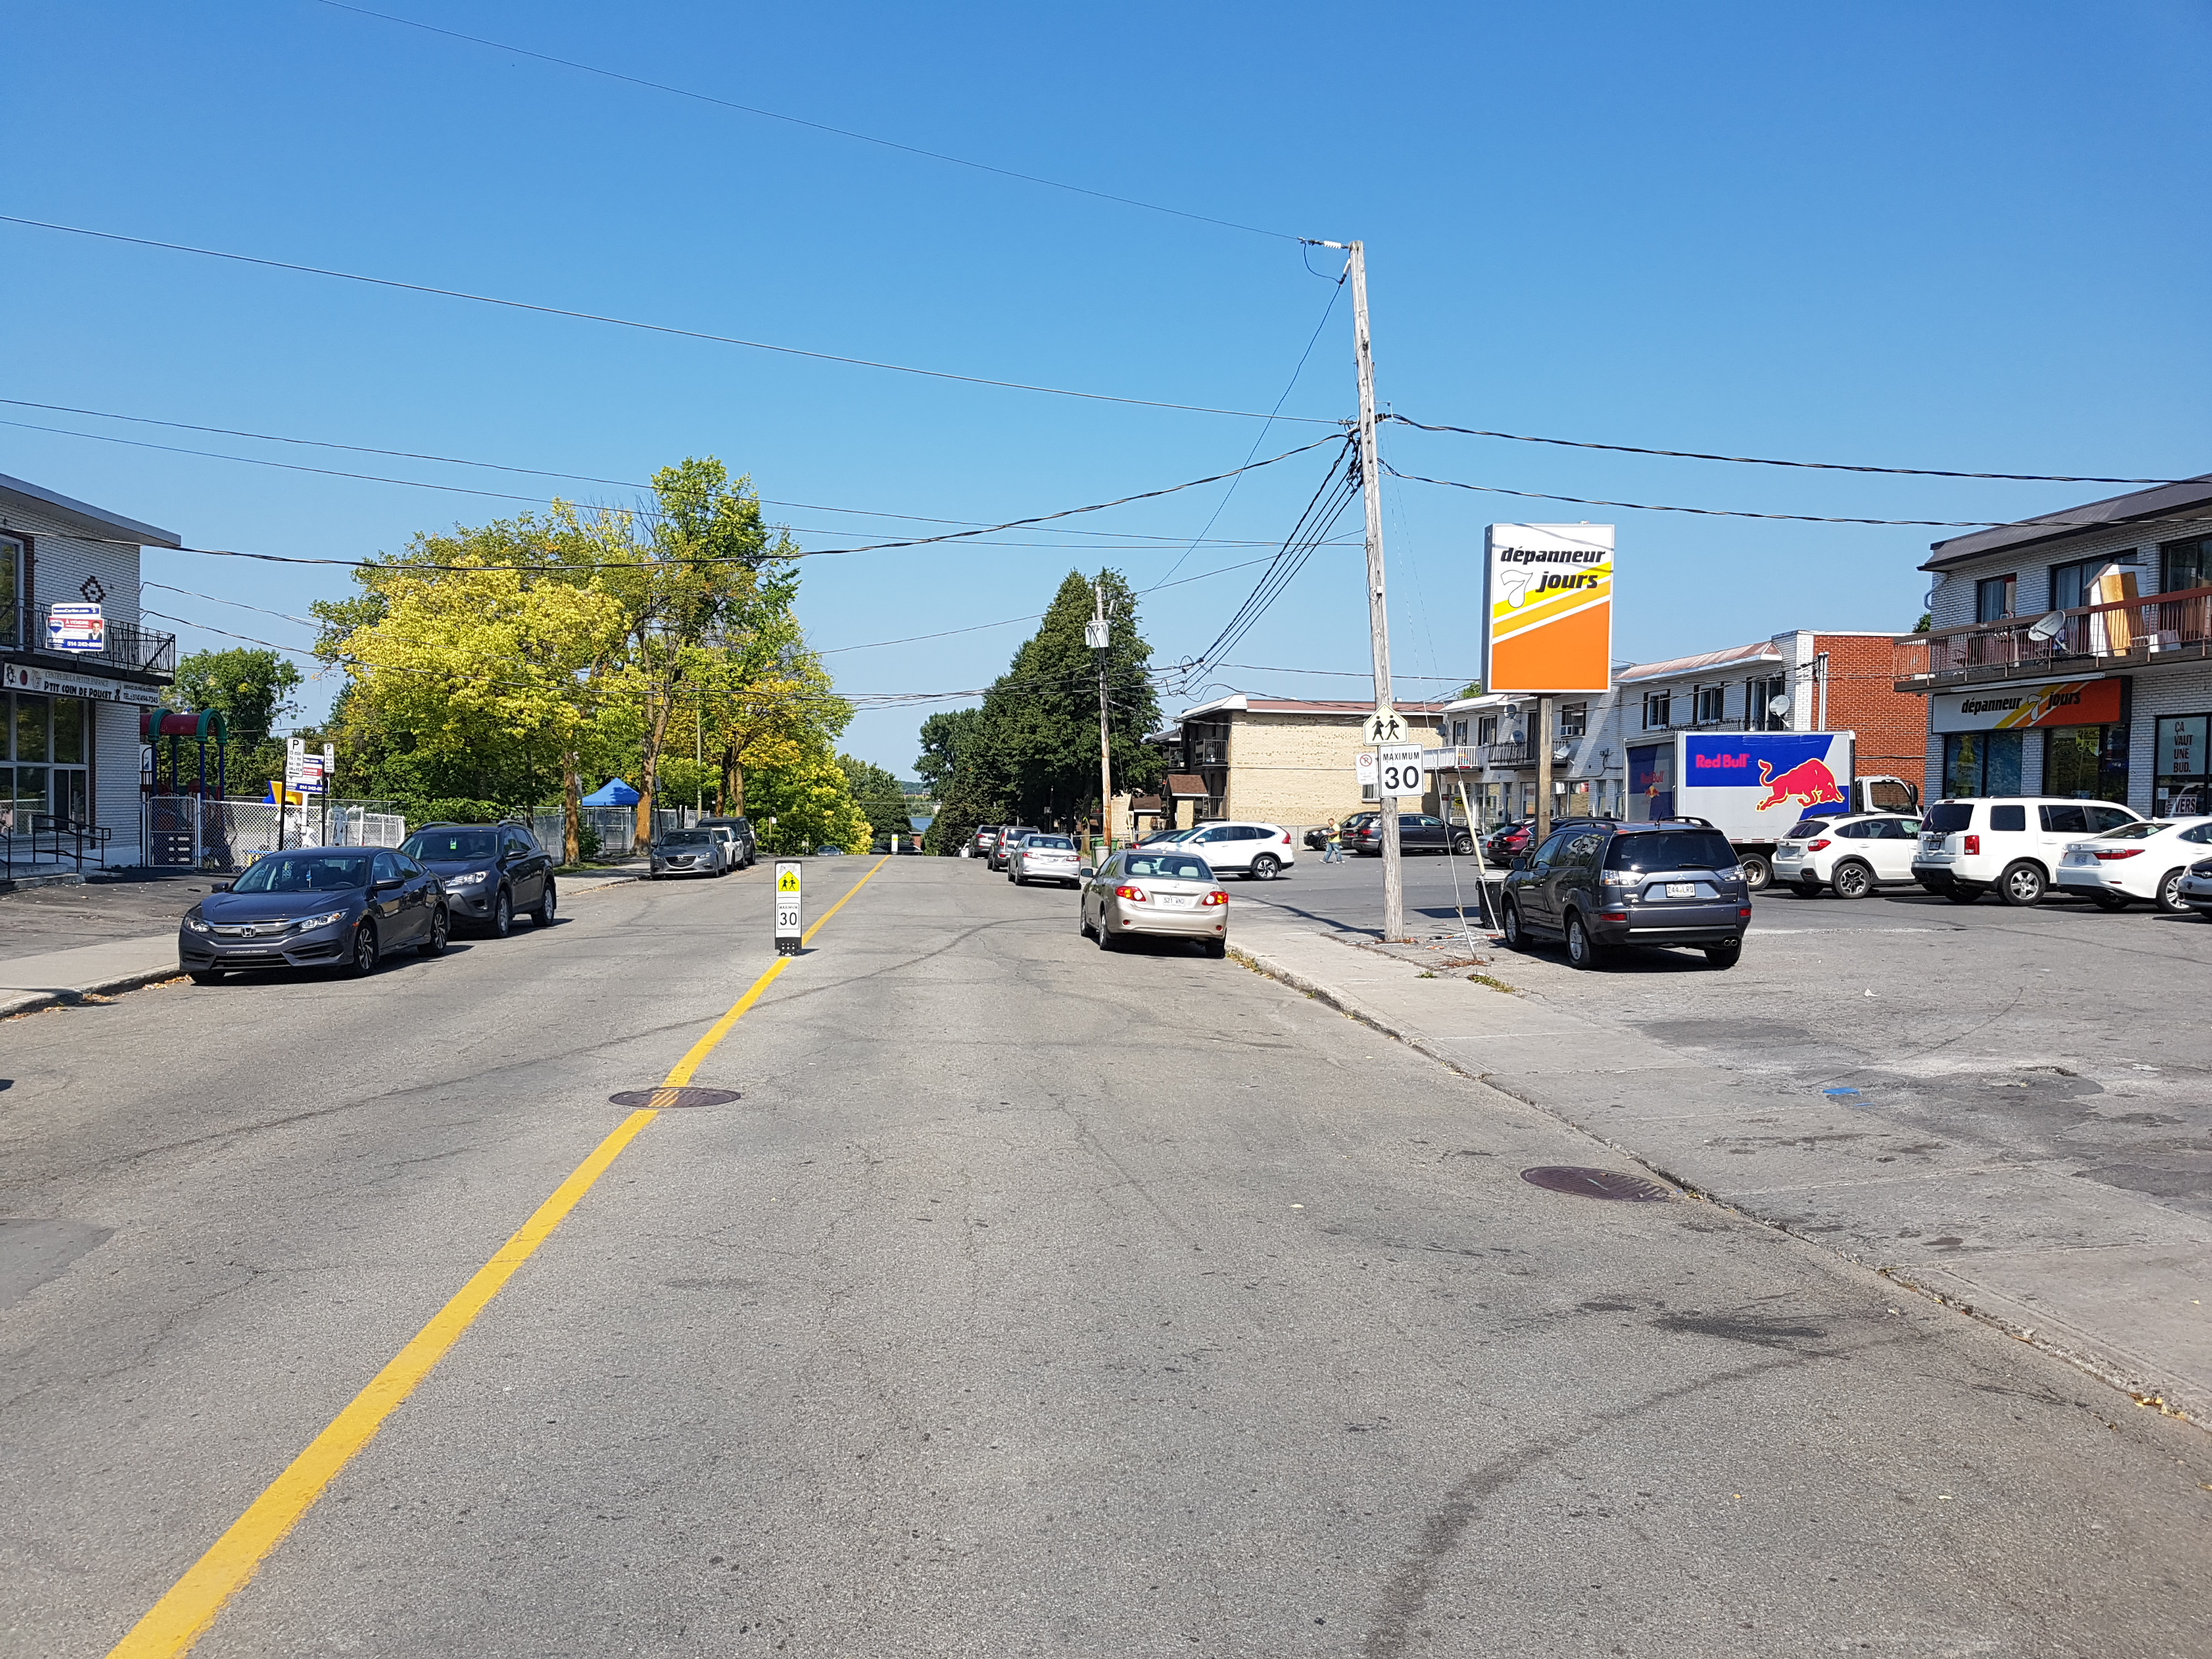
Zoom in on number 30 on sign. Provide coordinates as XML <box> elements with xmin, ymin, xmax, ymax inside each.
<box><xmin>1377</xmin><ymin>745</ymin><xmax>1425</xmax><ymax>799</ymax></box>
<box><xmin>774</xmin><ymin>861</ymin><xmax>803</xmax><ymax>955</ymax></box>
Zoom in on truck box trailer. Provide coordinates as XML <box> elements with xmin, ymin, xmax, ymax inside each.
<box><xmin>1627</xmin><ymin>731</ymin><xmax>1918</xmax><ymax>889</ymax></box>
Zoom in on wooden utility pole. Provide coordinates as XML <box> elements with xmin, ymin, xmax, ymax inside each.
<box><xmin>1089</xmin><ymin>581</ymin><xmax>1114</xmax><ymax>857</ymax></box>
<box><xmin>1535</xmin><ymin>695</ymin><xmax>1555</xmax><ymax>841</ymax></box>
<box><xmin>1346</xmin><ymin>239</ymin><xmax>1405</xmax><ymax>941</ymax></box>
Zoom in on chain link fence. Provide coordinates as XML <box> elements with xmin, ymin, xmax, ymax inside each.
<box><xmin>144</xmin><ymin>797</ymin><xmax>407</xmax><ymax>870</ymax></box>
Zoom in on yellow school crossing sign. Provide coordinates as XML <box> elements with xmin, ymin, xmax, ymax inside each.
<box><xmin>775</xmin><ymin>860</ymin><xmax>803</xmax><ymax>954</ymax></box>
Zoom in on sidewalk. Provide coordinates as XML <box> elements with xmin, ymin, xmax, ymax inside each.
<box><xmin>1233</xmin><ymin>906</ymin><xmax>2212</xmax><ymax>1426</ymax></box>
<box><xmin>0</xmin><ymin>864</ymin><xmax>647</xmax><ymax>1018</ymax></box>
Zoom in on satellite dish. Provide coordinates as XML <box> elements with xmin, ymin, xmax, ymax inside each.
<box><xmin>1552</xmin><ymin>743</ymin><xmax>1571</xmax><ymax>762</ymax></box>
<box><xmin>2027</xmin><ymin>611</ymin><xmax>2067</xmax><ymax>643</ymax></box>
<box><xmin>1767</xmin><ymin>693</ymin><xmax>1792</xmax><ymax>717</ymax></box>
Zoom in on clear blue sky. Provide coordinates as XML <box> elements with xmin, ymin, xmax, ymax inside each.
<box><xmin>6</xmin><ymin>1</ymin><xmax>2208</xmax><ymax>777</ymax></box>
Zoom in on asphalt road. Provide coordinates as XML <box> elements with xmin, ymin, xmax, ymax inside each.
<box><xmin>1238</xmin><ymin>854</ymin><xmax>2212</xmax><ymax>1225</ymax></box>
<box><xmin>3</xmin><ymin>856</ymin><xmax>2207</xmax><ymax>1657</ymax></box>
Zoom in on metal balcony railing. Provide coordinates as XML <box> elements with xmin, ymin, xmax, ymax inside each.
<box><xmin>1895</xmin><ymin>584</ymin><xmax>2212</xmax><ymax>685</ymax></box>
<box><xmin>1483</xmin><ymin>741</ymin><xmax>1532</xmax><ymax>767</ymax></box>
<box><xmin>3</xmin><ymin>602</ymin><xmax>178</xmax><ymax>680</ymax></box>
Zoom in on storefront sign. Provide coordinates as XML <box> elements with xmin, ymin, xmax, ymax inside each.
<box><xmin>1482</xmin><ymin>523</ymin><xmax>1614</xmax><ymax>694</ymax></box>
<box><xmin>2156</xmin><ymin>714</ymin><xmax>2205</xmax><ymax>778</ymax></box>
<box><xmin>2</xmin><ymin>661</ymin><xmax>162</xmax><ymax>705</ymax></box>
<box><xmin>1930</xmin><ymin>677</ymin><xmax>2118</xmax><ymax>732</ymax></box>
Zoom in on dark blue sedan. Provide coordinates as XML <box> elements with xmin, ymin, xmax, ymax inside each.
<box><xmin>178</xmin><ymin>846</ymin><xmax>448</xmax><ymax>982</ymax></box>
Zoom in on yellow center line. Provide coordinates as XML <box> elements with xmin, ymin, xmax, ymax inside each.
<box><xmin>106</xmin><ymin>855</ymin><xmax>893</xmax><ymax>1659</ymax></box>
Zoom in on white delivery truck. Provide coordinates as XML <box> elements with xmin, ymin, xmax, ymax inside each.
<box><xmin>1625</xmin><ymin>730</ymin><xmax>1919</xmax><ymax>890</ymax></box>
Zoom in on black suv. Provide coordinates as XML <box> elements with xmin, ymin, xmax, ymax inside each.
<box><xmin>696</xmin><ymin>815</ymin><xmax>758</xmax><ymax>869</ymax></box>
<box><xmin>399</xmin><ymin>821</ymin><xmax>558</xmax><ymax>936</ymax></box>
<box><xmin>1498</xmin><ymin>820</ymin><xmax>1750</xmax><ymax>969</ymax></box>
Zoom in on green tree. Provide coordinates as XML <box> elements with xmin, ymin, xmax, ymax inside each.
<box><xmin>914</xmin><ymin>708</ymin><xmax>979</xmax><ymax>798</ymax></box>
<box><xmin>751</xmin><ymin>750</ymin><xmax>870</xmax><ymax>855</ymax></box>
<box><xmin>839</xmin><ymin>754</ymin><xmax>912</xmax><ymax>841</ymax></box>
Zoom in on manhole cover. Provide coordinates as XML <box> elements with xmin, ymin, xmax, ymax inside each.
<box><xmin>1520</xmin><ymin>1165</ymin><xmax>1671</xmax><ymax>1201</ymax></box>
<box><xmin>609</xmin><ymin>1087</ymin><xmax>741</xmax><ymax>1110</ymax></box>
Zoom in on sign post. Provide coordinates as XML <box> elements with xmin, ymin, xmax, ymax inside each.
<box><xmin>774</xmin><ymin>861</ymin><xmax>803</xmax><ymax>955</ymax></box>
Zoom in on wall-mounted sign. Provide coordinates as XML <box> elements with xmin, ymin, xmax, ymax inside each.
<box><xmin>1930</xmin><ymin>677</ymin><xmax>2118</xmax><ymax>733</ymax></box>
<box><xmin>1482</xmin><ymin>524</ymin><xmax>1614</xmax><ymax>694</ymax></box>
<box><xmin>2</xmin><ymin>661</ymin><xmax>161</xmax><ymax>704</ymax></box>
<box><xmin>46</xmin><ymin>603</ymin><xmax>104</xmax><ymax>653</ymax></box>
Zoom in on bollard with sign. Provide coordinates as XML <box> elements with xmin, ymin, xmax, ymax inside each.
<box><xmin>774</xmin><ymin>861</ymin><xmax>803</xmax><ymax>955</ymax></box>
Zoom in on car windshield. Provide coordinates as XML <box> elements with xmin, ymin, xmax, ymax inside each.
<box><xmin>1786</xmin><ymin>818</ymin><xmax>1835</xmax><ymax>839</ymax></box>
<box><xmin>1926</xmin><ymin>803</ymin><xmax>1975</xmax><ymax>833</ymax></box>
<box><xmin>660</xmin><ymin>831</ymin><xmax>711</xmax><ymax>846</ymax></box>
<box><xmin>1605</xmin><ymin>831</ymin><xmax>1737</xmax><ymax>872</ymax></box>
<box><xmin>1029</xmin><ymin>836</ymin><xmax>1075</xmax><ymax>850</ymax></box>
<box><xmin>231</xmin><ymin>853</ymin><xmax>373</xmax><ymax>893</ymax></box>
<box><xmin>1121</xmin><ymin>853</ymin><xmax>1214</xmax><ymax>882</ymax></box>
<box><xmin>404</xmin><ymin>829</ymin><xmax>498</xmax><ymax>860</ymax></box>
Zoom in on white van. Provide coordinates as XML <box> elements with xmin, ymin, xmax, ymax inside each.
<box><xmin>1912</xmin><ymin>796</ymin><xmax>2144</xmax><ymax>906</ymax></box>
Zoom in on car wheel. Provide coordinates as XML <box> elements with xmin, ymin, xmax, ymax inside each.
<box><xmin>1830</xmin><ymin>859</ymin><xmax>1875</xmax><ymax>900</ymax></box>
<box><xmin>1204</xmin><ymin>939</ymin><xmax>1227</xmax><ymax>959</ymax></box>
<box><xmin>1078</xmin><ymin>905</ymin><xmax>1094</xmax><ymax>939</ymax></box>
<box><xmin>419</xmin><ymin>905</ymin><xmax>450</xmax><ymax>956</ymax></box>
<box><xmin>1452</xmin><ymin>833</ymin><xmax>1475</xmax><ymax>856</ymax></box>
<box><xmin>1097</xmin><ymin>919</ymin><xmax>1119</xmax><ymax>952</ymax></box>
<box><xmin>187</xmin><ymin>969</ymin><xmax>225</xmax><ymax>985</ymax></box>
<box><xmin>1250</xmin><ymin>854</ymin><xmax>1280</xmax><ymax>880</ymax></box>
<box><xmin>2156</xmin><ymin>867</ymin><xmax>2190</xmax><ymax>914</ymax></box>
<box><xmin>343</xmin><ymin>921</ymin><xmax>380</xmax><ymax>978</ymax></box>
<box><xmin>1791</xmin><ymin>881</ymin><xmax>1823</xmax><ymax>899</ymax></box>
<box><xmin>1501</xmin><ymin>900</ymin><xmax>1529</xmax><ymax>952</ymax></box>
<box><xmin>1704</xmin><ymin>940</ymin><xmax>1743</xmax><ymax>969</ymax></box>
<box><xmin>1015</xmin><ymin>871</ymin><xmax>1028</xmax><ymax>886</ymax></box>
<box><xmin>1737</xmin><ymin>852</ymin><xmax>1772</xmax><ymax>891</ymax></box>
<box><xmin>1565</xmin><ymin>911</ymin><xmax>1609</xmax><ymax>969</ymax></box>
<box><xmin>489</xmin><ymin>888</ymin><xmax>513</xmax><ymax>936</ymax></box>
<box><xmin>535</xmin><ymin>881</ymin><xmax>558</xmax><ymax>926</ymax></box>
<box><xmin>1943</xmin><ymin>886</ymin><xmax>1983</xmax><ymax>904</ymax></box>
<box><xmin>1998</xmin><ymin>861</ymin><xmax>2045</xmax><ymax>906</ymax></box>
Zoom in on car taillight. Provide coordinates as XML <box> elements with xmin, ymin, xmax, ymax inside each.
<box><xmin>1738</xmin><ymin>906</ymin><xmax>1753</xmax><ymax>918</ymax></box>
<box><xmin>2093</xmin><ymin>848</ymin><xmax>2144</xmax><ymax>861</ymax></box>
<box><xmin>1201</xmin><ymin>890</ymin><xmax>1227</xmax><ymax>906</ymax></box>
<box><xmin>1114</xmin><ymin>884</ymin><xmax>1147</xmax><ymax>902</ymax></box>
<box><xmin>1282</xmin><ymin>832</ymin><xmax>1291</xmax><ymax>843</ymax></box>
<box><xmin>1807</xmin><ymin>839</ymin><xmax>1831</xmax><ymax>852</ymax></box>
<box><xmin>1963</xmin><ymin>835</ymin><xmax>1980</xmax><ymax>855</ymax></box>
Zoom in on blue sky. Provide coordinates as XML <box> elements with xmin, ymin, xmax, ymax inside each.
<box><xmin>6</xmin><ymin>1</ymin><xmax>2208</xmax><ymax>776</ymax></box>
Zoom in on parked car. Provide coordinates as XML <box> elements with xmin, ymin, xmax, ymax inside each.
<box><xmin>1773</xmin><ymin>812</ymin><xmax>1925</xmax><ymax>899</ymax></box>
<box><xmin>1139</xmin><ymin>826</ymin><xmax>1197</xmax><ymax>846</ymax></box>
<box><xmin>1011</xmin><ymin>832</ymin><xmax>1084</xmax><ymax>886</ymax></box>
<box><xmin>1305</xmin><ymin>813</ymin><xmax>1376</xmax><ymax>851</ymax></box>
<box><xmin>649</xmin><ymin>828</ymin><xmax>730</xmax><ymax>879</ymax></box>
<box><xmin>180</xmin><ymin>846</ymin><xmax>447</xmax><ymax>982</ymax></box>
<box><xmin>1499</xmin><ymin>821</ymin><xmax>1751</xmax><ymax>969</ymax></box>
<box><xmin>696</xmin><ymin>815</ymin><xmax>758</xmax><ymax>869</ymax></box>
<box><xmin>2055</xmin><ymin>817</ymin><xmax>2212</xmax><ymax>912</ymax></box>
<box><xmin>401</xmin><ymin>821</ymin><xmax>557</xmax><ymax>935</ymax></box>
<box><xmin>1912</xmin><ymin>796</ymin><xmax>2145</xmax><ymax>906</ymax></box>
<box><xmin>970</xmin><ymin>825</ymin><xmax>1003</xmax><ymax>860</ymax></box>
<box><xmin>1349</xmin><ymin>813</ymin><xmax>1475</xmax><ymax>858</ymax></box>
<box><xmin>1485</xmin><ymin>820</ymin><xmax>1538</xmax><ymax>863</ymax></box>
<box><xmin>988</xmin><ymin>826</ymin><xmax>1041</xmax><ymax>872</ymax></box>
<box><xmin>2176</xmin><ymin>849</ymin><xmax>2212</xmax><ymax>919</ymax></box>
<box><xmin>1177</xmin><ymin>820</ymin><xmax>1298</xmax><ymax>879</ymax></box>
<box><xmin>1078</xmin><ymin>846</ymin><xmax>1229</xmax><ymax>957</ymax></box>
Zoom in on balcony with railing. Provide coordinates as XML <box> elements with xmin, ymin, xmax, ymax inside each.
<box><xmin>1895</xmin><ymin>584</ymin><xmax>2212</xmax><ymax>688</ymax></box>
<box><xmin>2</xmin><ymin>602</ymin><xmax>177</xmax><ymax>682</ymax></box>
<box><xmin>1483</xmin><ymin>740</ymin><xmax>1532</xmax><ymax>768</ymax></box>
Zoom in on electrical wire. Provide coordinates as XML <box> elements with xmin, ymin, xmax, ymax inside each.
<box><xmin>317</xmin><ymin>0</ymin><xmax>1307</xmax><ymax>244</ymax></box>
<box><xmin>1179</xmin><ymin>439</ymin><xmax>1361</xmax><ymax>680</ymax></box>
<box><xmin>1378</xmin><ymin>461</ymin><xmax>2205</xmax><ymax>529</ymax></box>
<box><xmin>1386</xmin><ymin>416</ymin><xmax>2199</xmax><ymax>487</ymax></box>
<box><xmin>1</xmin><ymin>217</ymin><xmax>1346</xmax><ymax>426</ymax></box>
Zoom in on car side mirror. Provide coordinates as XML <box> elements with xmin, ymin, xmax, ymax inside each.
<box><xmin>376</xmin><ymin>877</ymin><xmax>404</xmax><ymax>892</ymax></box>
<box><xmin>1511</xmin><ymin>855</ymin><xmax>1529</xmax><ymax>871</ymax></box>
<box><xmin>210</xmin><ymin>881</ymin><xmax>231</xmax><ymax>892</ymax></box>
<box><xmin>1078</xmin><ymin>866</ymin><xmax>1095</xmax><ymax>880</ymax></box>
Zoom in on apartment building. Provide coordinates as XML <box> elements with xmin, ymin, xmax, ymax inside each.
<box><xmin>1148</xmin><ymin>696</ymin><xmax>1448</xmax><ymax>830</ymax></box>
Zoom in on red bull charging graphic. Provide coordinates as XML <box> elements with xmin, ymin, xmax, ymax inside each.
<box><xmin>1680</xmin><ymin>733</ymin><xmax>1851</xmax><ymax>820</ymax></box>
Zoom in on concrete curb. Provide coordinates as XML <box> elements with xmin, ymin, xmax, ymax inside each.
<box><xmin>0</xmin><ymin>870</ymin><xmax>88</xmax><ymax>895</ymax></box>
<box><xmin>1</xmin><ymin>964</ymin><xmax>186</xmax><ymax>1020</ymax></box>
<box><xmin>1230</xmin><ymin>932</ymin><xmax>2208</xmax><ymax>1430</ymax></box>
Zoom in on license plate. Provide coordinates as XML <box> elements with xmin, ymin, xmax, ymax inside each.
<box><xmin>1157</xmin><ymin>895</ymin><xmax>1196</xmax><ymax>909</ymax></box>
<box><xmin>1665</xmin><ymin>882</ymin><xmax>1696</xmax><ymax>899</ymax></box>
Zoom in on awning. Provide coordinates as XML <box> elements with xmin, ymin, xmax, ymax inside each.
<box><xmin>1165</xmin><ymin>773</ymin><xmax>1209</xmax><ymax>799</ymax></box>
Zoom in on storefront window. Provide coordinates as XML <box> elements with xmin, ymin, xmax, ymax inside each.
<box><xmin>52</xmin><ymin>697</ymin><xmax>84</xmax><ymax>765</ymax></box>
<box><xmin>2155</xmin><ymin>714</ymin><xmax>2209</xmax><ymax>816</ymax></box>
<box><xmin>2</xmin><ymin>694</ymin><xmax>92</xmax><ymax>831</ymax></box>
<box><xmin>15</xmin><ymin>693</ymin><xmax>48</xmax><ymax>762</ymax></box>
<box><xmin>2043</xmin><ymin>724</ymin><xmax>2128</xmax><ymax>803</ymax></box>
<box><xmin>1944</xmin><ymin>730</ymin><xmax>2022</xmax><ymax>796</ymax></box>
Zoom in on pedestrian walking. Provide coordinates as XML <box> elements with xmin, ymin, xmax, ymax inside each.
<box><xmin>1322</xmin><ymin>817</ymin><xmax>1346</xmax><ymax>863</ymax></box>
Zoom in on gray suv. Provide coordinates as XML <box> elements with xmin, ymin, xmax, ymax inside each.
<box><xmin>1499</xmin><ymin>820</ymin><xmax>1750</xmax><ymax>969</ymax></box>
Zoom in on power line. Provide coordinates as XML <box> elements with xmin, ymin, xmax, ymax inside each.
<box><xmin>1183</xmin><ymin>439</ymin><xmax>1361</xmax><ymax>678</ymax></box>
<box><xmin>317</xmin><ymin>0</ymin><xmax>1307</xmax><ymax>245</ymax></box>
<box><xmin>1376</xmin><ymin>462</ymin><xmax>2190</xmax><ymax>528</ymax></box>
<box><xmin>1</xmin><ymin>217</ymin><xmax>1344</xmax><ymax>426</ymax></box>
<box><xmin>0</xmin><ymin>397</ymin><xmax>1326</xmax><ymax>546</ymax></box>
<box><xmin>1386</xmin><ymin>415</ymin><xmax>2197</xmax><ymax>487</ymax></box>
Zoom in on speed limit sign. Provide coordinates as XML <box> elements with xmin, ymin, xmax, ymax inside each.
<box><xmin>774</xmin><ymin>861</ymin><xmax>803</xmax><ymax>955</ymax></box>
<box><xmin>1376</xmin><ymin>744</ymin><xmax>1425</xmax><ymax>800</ymax></box>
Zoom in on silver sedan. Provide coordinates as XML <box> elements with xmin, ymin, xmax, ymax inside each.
<box><xmin>1078</xmin><ymin>848</ymin><xmax>1229</xmax><ymax>958</ymax></box>
<box><xmin>1012</xmin><ymin>833</ymin><xmax>1084</xmax><ymax>886</ymax></box>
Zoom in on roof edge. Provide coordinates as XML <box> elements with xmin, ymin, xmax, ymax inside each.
<box><xmin>0</xmin><ymin>472</ymin><xmax>182</xmax><ymax>548</ymax></box>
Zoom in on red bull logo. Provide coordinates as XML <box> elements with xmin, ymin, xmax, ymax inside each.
<box><xmin>1756</xmin><ymin>756</ymin><xmax>1845</xmax><ymax>811</ymax></box>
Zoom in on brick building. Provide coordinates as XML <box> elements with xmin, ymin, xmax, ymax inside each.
<box><xmin>1147</xmin><ymin>696</ymin><xmax>1448</xmax><ymax>831</ymax></box>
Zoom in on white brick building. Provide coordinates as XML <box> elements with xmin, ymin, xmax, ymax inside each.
<box><xmin>1898</xmin><ymin>475</ymin><xmax>2212</xmax><ymax>813</ymax></box>
<box><xmin>2</xmin><ymin>473</ymin><xmax>181</xmax><ymax>867</ymax></box>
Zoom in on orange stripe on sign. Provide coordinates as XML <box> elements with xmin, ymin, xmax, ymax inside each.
<box><xmin>1490</xmin><ymin>594</ymin><xmax>1611</xmax><ymax>694</ymax></box>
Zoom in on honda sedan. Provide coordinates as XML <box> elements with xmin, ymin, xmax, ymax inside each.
<box><xmin>180</xmin><ymin>846</ymin><xmax>447</xmax><ymax>982</ymax></box>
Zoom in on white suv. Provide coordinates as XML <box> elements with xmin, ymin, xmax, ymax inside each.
<box><xmin>1912</xmin><ymin>796</ymin><xmax>2143</xmax><ymax>906</ymax></box>
<box><xmin>1773</xmin><ymin>812</ymin><xmax>1923</xmax><ymax>899</ymax></box>
<box><xmin>1180</xmin><ymin>820</ymin><xmax>1297</xmax><ymax>880</ymax></box>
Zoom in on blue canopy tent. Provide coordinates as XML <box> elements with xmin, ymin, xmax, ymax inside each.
<box><xmin>581</xmin><ymin>778</ymin><xmax>641</xmax><ymax>807</ymax></box>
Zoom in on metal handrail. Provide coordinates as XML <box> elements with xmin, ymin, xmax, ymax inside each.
<box><xmin>8</xmin><ymin>602</ymin><xmax>179</xmax><ymax>679</ymax></box>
